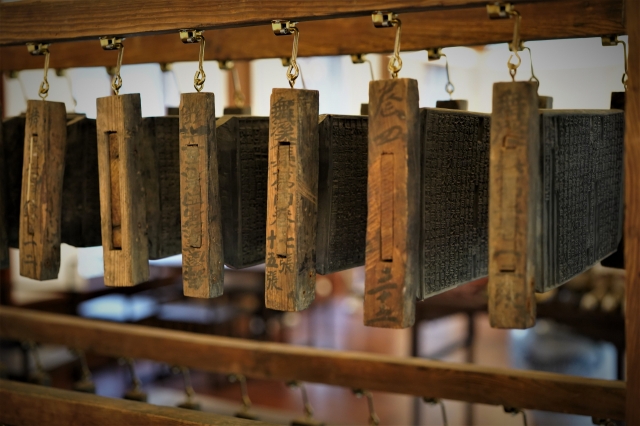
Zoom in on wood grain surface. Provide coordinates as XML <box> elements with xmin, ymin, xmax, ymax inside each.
<box><xmin>488</xmin><ymin>82</ymin><xmax>539</xmax><ymax>329</ymax></box>
<box><xmin>96</xmin><ymin>94</ymin><xmax>149</xmax><ymax>287</ymax></box>
<box><xmin>18</xmin><ymin>100</ymin><xmax>67</xmax><ymax>280</ymax></box>
<box><xmin>179</xmin><ymin>93</ymin><xmax>224</xmax><ymax>298</ymax></box>
<box><xmin>364</xmin><ymin>78</ymin><xmax>420</xmax><ymax>328</ymax></box>
<box><xmin>265</xmin><ymin>89</ymin><xmax>319</xmax><ymax>311</ymax></box>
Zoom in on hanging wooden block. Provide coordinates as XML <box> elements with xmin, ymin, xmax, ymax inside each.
<box><xmin>0</xmin><ymin>111</ymin><xmax>8</xmax><ymax>270</ymax></box>
<box><xmin>488</xmin><ymin>81</ymin><xmax>540</xmax><ymax>329</ymax></box>
<box><xmin>18</xmin><ymin>100</ymin><xmax>67</xmax><ymax>280</ymax></box>
<box><xmin>316</xmin><ymin>114</ymin><xmax>368</xmax><ymax>275</ymax></box>
<box><xmin>538</xmin><ymin>96</ymin><xmax>553</xmax><ymax>109</ymax></box>
<box><xmin>265</xmin><ymin>88</ymin><xmax>319</xmax><ymax>312</ymax></box>
<box><xmin>141</xmin><ymin>116</ymin><xmax>182</xmax><ymax>260</ymax></box>
<box><xmin>364</xmin><ymin>79</ymin><xmax>420</xmax><ymax>329</ymax></box>
<box><xmin>179</xmin><ymin>92</ymin><xmax>224</xmax><ymax>298</ymax></box>
<box><xmin>1</xmin><ymin>116</ymin><xmax>26</xmax><ymax>252</ymax></box>
<box><xmin>217</xmin><ymin>115</ymin><xmax>269</xmax><ymax>269</ymax></box>
<box><xmin>435</xmin><ymin>99</ymin><xmax>469</xmax><ymax>110</ymax></box>
<box><xmin>96</xmin><ymin>94</ymin><xmax>149</xmax><ymax>287</ymax></box>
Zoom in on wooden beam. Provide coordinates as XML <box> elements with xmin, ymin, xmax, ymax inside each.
<box><xmin>0</xmin><ymin>307</ymin><xmax>625</xmax><ymax>420</ymax></box>
<box><xmin>0</xmin><ymin>379</ymin><xmax>267</xmax><ymax>426</ymax></box>
<box><xmin>624</xmin><ymin>0</ymin><xmax>640</xmax><ymax>424</ymax></box>
<box><xmin>0</xmin><ymin>0</ymin><xmax>624</xmax><ymax>68</ymax></box>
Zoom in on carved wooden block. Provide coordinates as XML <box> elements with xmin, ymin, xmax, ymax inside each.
<box><xmin>435</xmin><ymin>99</ymin><xmax>468</xmax><ymax>110</ymax></box>
<box><xmin>217</xmin><ymin>115</ymin><xmax>269</xmax><ymax>269</ymax></box>
<box><xmin>265</xmin><ymin>88</ymin><xmax>319</xmax><ymax>312</ymax></box>
<box><xmin>364</xmin><ymin>78</ymin><xmax>420</xmax><ymax>329</ymax></box>
<box><xmin>141</xmin><ymin>116</ymin><xmax>181</xmax><ymax>260</ymax></box>
<box><xmin>96</xmin><ymin>94</ymin><xmax>149</xmax><ymax>287</ymax></box>
<box><xmin>316</xmin><ymin>114</ymin><xmax>368</xmax><ymax>275</ymax></box>
<box><xmin>538</xmin><ymin>96</ymin><xmax>553</xmax><ymax>109</ymax></box>
<box><xmin>179</xmin><ymin>92</ymin><xmax>224</xmax><ymax>298</ymax></box>
<box><xmin>488</xmin><ymin>82</ymin><xmax>540</xmax><ymax>329</ymax></box>
<box><xmin>19</xmin><ymin>100</ymin><xmax>67</xmax><ymax>280</ymax></box>
<box><xmin>1</xmin><ymin>116</ymin><xmax>25</xmax><ymax>250</ymax></box>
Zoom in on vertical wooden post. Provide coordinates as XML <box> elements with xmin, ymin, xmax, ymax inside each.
<box><xmin>364</xmin><ymin>78</ymin><xmax>420</xmax><ymax>328</ymax></box>
<box><xmin>488</xmin><ymin>81</ymin><xmax>539</xmax><ymax>329</ymax></box>
<box><xmin>18</xmin><ymin>100</ymin><xmax>67</xmax><ymax>280</ymax></box>
<box><xmin>96</xmin><ymin>94</ymin><xmax>149</xmax><ymax>287</ymax></box>
<box><xmin>179</xmin><ymin>92</ymin><xmax>223</xmax><ymax>298</ymax></box>
<box><xmin>625</xmin><ymin>0</ymin><xmax>639</xmax><ymax>423</ymax></box>
<box><xmin>265</xmin><ymin>88</ymin><xmax>319</xmax><ymax>312</ymax></box>
<box><xmin>0</xmin><ymin>106</ymin><xmax>8</xmax><ymax>270</ymax></box>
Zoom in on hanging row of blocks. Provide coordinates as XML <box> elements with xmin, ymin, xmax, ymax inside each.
<box><xmin>0</xmin><ymin>79</ymin><xmax>625</xmax><ymax>330</ymax></box>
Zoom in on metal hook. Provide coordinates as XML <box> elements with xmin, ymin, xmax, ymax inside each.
<box><xmin>180</xmin><ymin>30</ymin><xmax>206</xmax><ymax>92</ymax></box>
<box><xmin>119</xmin><ymin>357</ymin><xmax>147</xmax><ymax>402</ymax></box>
<box><xmin>100</xmin><ymin>37</ymin><xmax>125</xmax><ymax>95</ymax></box>
<box><xmin>229</xmin><ymin>374</ymin><xmax>258</xmax><ymax>419</ymax></box>
<box><xmin>172</xmin><ymin>366</ymin><xmax>200</xmax><ymax>410</ymax></box>
<box><xmin>423</xmin><ymin>398</ymin><xmax>448</xmax><ymax>426</ymax></box>
<box><xmin>523</xmin><ymin>46</ymin><xmax>540</xmax><ymax>91</ymax></box>
<box><xmin>372</xmin><ymin>11</ymin><xmax>402</xmax><ymax>78</ymax></box>
<box><xmin>27</xmin><ymin>43</ymin><xmax>50</xmax><ymax>100</ymax></box>
<box><xmin>602</xmin><ymin>35</ymin><xmax>628</xmax><ymax>90</ymax></box>
<box><xmin>288</xmin><ymin>381</ymin><xmax>324</xmax><ymax>426</ymax></box>
<box><xmin>427</xmin><ymin>48</ymin><xmax>455</xmax><ymax>99</ymax></box>
<box><xmin>351</xmin><ymin>54</ymin><xmax>375</xmax><ymax>82</ymax></box>
<box><xmin>353</xmin><ymin>389</ymin><xmax>380</xmax><ymax>426</ymax></box>
<box><xmin>72</xmin><ymin>349</ymin><xmax>95</xmax><ymax>394</ymax></box>
<box><xmin>504</xmin><ymin>406</ymin><xmax>528</xmax><ymax>426</ymax></box>
<box><xmin>24</xmin><ymin>341</ymin><xmax>51</xmax><ymax>386</ymax></box>
<box><xmin>272</xmin><ymin>21</ymin><xmax>301</xmax><ymax>88</ymax></box>
<box><xmin>507</xmin><ymin>10</ymin><xmax>522</xmax><ymax>81</ymax></box>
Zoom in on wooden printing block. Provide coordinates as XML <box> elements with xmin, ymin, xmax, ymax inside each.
<box><xmin>316</xmin><ymin>114</ymin><xmax>368</xmax><ymax>275</ymax></box>
<box><xmin>0</xmin><ymin>111</ymin><xmax>8</xmax><ymax>269</ymax></box>
<box><xmin>435</xmin><ymin>99</ymin><xmax>469</xmax><ymax>110</ymax></box>
<box><xmin>217</xmin><ymin>115</ymin><xmax>269</xmax><ymax>269</ymax></box>
<box><xmin>96</xmin><ymin>94</ymin><xmax>149</xmax><ymax>287</ymax></box>
<box><xmin>140</xmin><ymin>116</ymin><xmax>181</xmax><ymax>260</ymax></box>
<box><xmin>488</xmin><ymin>81</ymin><xmax>540</xmax><ymax>329</ymax></box>
<box><xmin>538</xmin><ymin>96</ymin><xmax>554</xmax><ymax>109</ymax></box>
<box><xmin>265</xmin><ymin>88</ymin><xmax>319</xmax><ymax>312</ymax></box>
<box><xmin>179</xmin><ymin>92</ymin><xmax>224</xmax><ymax>298</ymax></box>
<box><xmin>1</xmin><ymin>116</ymin><xmax>25</xmax><ymax>250</ymax></box>
<box><xmin>19</xmin><ymin>100</ymin><xmax>67</xmax><ymax>280</ymax></box>
<box><xmin>364</xmin><ymin>78</ymin><xmax>420</xmax><ymax>329</ymax></box>
<box><xmin>223</xmin><ymin>106</ymin><xmax>252</xmax><ymax>115</ymax></box>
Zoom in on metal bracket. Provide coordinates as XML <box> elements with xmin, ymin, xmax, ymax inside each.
<box><xmin>100</xmin><ymin>36</ymin><xmax>124</xmax><ymax>50</ymax></box>
<box><xmin>509</xmin><ymin>40</ymin><xmax>525</xmax><ymax>52</ymax></box>
<box><xmin>218</xmin><ymin>59</ymin><xmax>234</xmax><ymax>70</ymax></box>
<box><xmin>427</xmin><ymin>48</ymin><xmax>443</xmax><ymax>61</ymax></box>
<box><xmin>601</xmin><ymin>34</ymin><xmax>621</xmax><ymax>47</ymax></box>
<box><xmin>27</xmin><ymin>42</ymin><xmax>49</xmax><ymax>56</ymax></box>
<box><xmin>487</xmin><ymin>2</ymin><xmax>515</xmax><ymax>19</ymax></box>
<box><xmin>179</xmin><ymin>29</ymin><xmax>203</xmax><ymax>44</ymax></box>
<box><xmin>371</xmin><ymin>11</ymin><xmax>397</xmax><ymax>27</ymax></box>
<box><xmin>350</xmin><ymin>53</ymin><xmax>367</xmax><ymax>64</ymax></box>
<box><xmin>272</xmin><ymin>20</ymin><xmax>297</xmax><ymax>36</ymax></box>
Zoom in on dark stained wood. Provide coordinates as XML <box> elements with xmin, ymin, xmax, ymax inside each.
<box><xmin>96</xmin><ymin>94</ymin><xmax>149</xmax><ymax>287</ymax></box>
<box><xmin>179</xmin><ymin>93</ymin><xmax>224</xmax><ymax>298</ymax></box>
<box><xmin>0</xmin><ymin>109</ymin><xmax>8</xmax><ymax>269</ymax></box>
<box><xmin>19</xmin><ymin>100</ymin><xmax>67</xmax><ymax>280</ymax></box>
<box><xmin>538</xmin><ymin>95</ymin><xmax>553</xmax><ymax>109</ymax></box>
<box><xmin>316</xmin><ymin>115</ymin><xmax>368</xmax><ymax>275</ymax></box>
<box><xmin>0</xmin><ymin>379</ymin><xmax>266</xmax><ymax>426</ymax></box>
<box><xmin>265</xmin><ymin>89</ymin><xmax>319</xmax><ymax>311</ymax></box>
<box><xmin>217</xmin><ymin>115</ymin><xmax>269</xmax><ymax>269</ymax></box>
<box><xmin>0</xmin><ymin>307</ymin><xmax>626</xmax><ymax>420</ymax></box>
<box><xmin>488</xmin><ymin>82</ymin><xmax>539</xmax><ymax>329</ymax></box>
<box><xmin>435</xmin><ymin>99</ymin><xmax>468</xmax><ymax>110</ymax></box>
<box><xmin>625</xmin><ymin>0</ymin><xmax>640</xmax><ymax>423</ymax></box>
<box><xmin>364</xmin><ymin>79</ymin><xmax>420</xmax><ymax>329</ymax></box>
<box><xmin>1</xmin><ymin>117</ymin><xmax>25</xmax><ymax>249</ymax></box>
<box><xmin>0</xmin><ymin>0</ymin><xmax>624</xmax><ymax>68</ymax></box>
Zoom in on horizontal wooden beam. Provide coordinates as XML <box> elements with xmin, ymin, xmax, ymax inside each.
<box><xmin>0</xmin><ymin>307</ymin><xmax>626</xmax><ymax>420</ymax></box>
<box><xmin>0</xmin><ymin>379</ymin><xmax>267</xmax><ymax>426</ymax></box>
<box><xmin>0</xmin><ymin>0</ymin><xmax>624</xmax><ymax>71</ymax></box>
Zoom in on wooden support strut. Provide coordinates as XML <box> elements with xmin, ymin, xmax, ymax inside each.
<box><xmin>18</xmin><ymin>100</ymin><xmax>67</xmax><ymax>280</ymax></box>
<box><xmin>364</xmin><ymin>78</ymin><xmax>420</xmax><ymax>329</ymax></box>
<box><xmin>179</xmin><ymin>92</ymin><xmax>224</xmax><ymax>298</ymax></box>
<box><xmin>488</xmin><ymin>81</ymin><xmax>540</xmax><ymax>329</ymax></box>
<box><xmin>96</xmin><ymin>94</ymin><xmax>149</xmax><ymax>287</ymax></box>
<box><xmin>265</xmin><ymin>88</ymin><xmax>319</xmax><ymax>311</ymax></box>
<box><xmin>0</xmin><ymin>107</ymin><xmax>8</xmax><ymax>270</ymax></box>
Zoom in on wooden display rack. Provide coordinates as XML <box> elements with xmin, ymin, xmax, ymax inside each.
<box><xmin>0</xmin><ymin>0</ymin><xmax>637</xmax><ymax>424</ymax></box>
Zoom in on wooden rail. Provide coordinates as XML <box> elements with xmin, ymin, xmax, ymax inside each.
<box><xmin>0</xmin><ymin>379</ymin><xmax>268</xmax><ymax>425</ymax></box>
<box><xmin>0</xmin><ymin>307</ymin><xmax>626</xmax><ymax>420</ymax></box>
<box><xmin>0</xmin><ymin>0</ymin><xmax>625</xmax><ymax>70</ymax></box>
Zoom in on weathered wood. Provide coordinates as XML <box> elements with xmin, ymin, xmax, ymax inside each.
<box><xmin>0</xmin><ymin>307</ymin><xmax>626</xmax><ymax>420</ymax></box>
<box><xmin>365</xmin><ymin>79</ymin><xmax>420</xmax><ymax>328</ymax></box>
<box><xmin>316</xmin><ymin>115</ymin><xmax>368</xmax><ymax>275</ymax></box>
<box><xmin>435</xmin><ymin>99</ymin><xmax>468</xmax><ymax>110</ymax></box>
<box><xmin>141</xmin><ymin>116</ymin><xmax>182</xmax><ymax>260</ymax></box>
<box><xmin>96</xmin><ymin>94</ymin><xmax>149</xmax><ymax>287</ymax></box>
<box><xmin>0</xmin><ymin>379</ymin><xmax>265</xmax><ymax>426</ymax></box>
<box><xmin>19</xmin><ymin>100</ymin><xmax>67</xmax><ymax>280</ymax></box>
<box><xmin>625</xmin><ymin>0</ymin><xmax>640</xmax><ymax>423</ymax></box>
<box><xmin>0</xmin><ymin>109</ymin><xmax>8</xmax><ymax>269</ymax></box>
<box><xmin>538</xmin><ymin>95</ymin><xmax>553</xmax><ymax>109</ymax></box>
<box><xmin>488</xmin><ymin>82</ymin><xmax>540</xmax><ymax>329</ymax></box>
<box><xmin>1</xmin><ymin>116</ymin><xmax>25</xmax><ymax>250</ymax></box>
<box><xmin>223</xmin><ymin>107</ymin><xmax>252</xmax><ymax>115</ymax></box>
<box><xmin>217</xmin><ymin>115</ymin><xmax>269</xmax><ymax>269</ymax></box>
<box><xmin>265</xmin><ymin>88</ymin><xmax>319</xmax><ymax>311</ymax></box>
<box><xmin>179</xmin><ymin>93</ymin><xmax>223</xmax><ymax>298</ymax></box>
<box><xmin>0</xmin><ymin>0</ymin><xmax>624</xmax><ymax>50</ymax></box>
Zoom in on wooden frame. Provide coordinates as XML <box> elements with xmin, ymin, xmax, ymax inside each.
<box><xmin>0</xmin><ymin>0</ymin><xmax>637</xmax><ymax>423</ymax></box>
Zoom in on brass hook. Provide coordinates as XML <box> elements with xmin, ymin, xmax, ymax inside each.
<box><xmin>423</xmin><ymin>398</ymin><xmax>448</xmax><ymax>426</ymax></box>
<box><xmin>272</xmin><ymin>21</ymin><xmax>301</xmax><ymax>88</ymax></box>
<box><xmin>172</xmin><ymin>366</ymin><xmax>200</xmax><ymax>410</ymax></box>
<box><xmin>602</xmin><ymin>35</ymin><xmax>628</xmax><ymax>90</ymax></box>
<box><xmin>351</xmin><ymin>54</ymin><xmax>375</xmax><ymax>82</ymax></box>
<box><xmin>427</xmin><ymin>48</ymin><xmax>455</xmax><ymax>99</ymax></box>
<box><xmin>27</xmin><ymin>43</ymin><xmax>50</xmax><ymax>100</ymax></box>
<box><xmin>372</xmin><ymin>11</ymin><xmax>402</xmax><ymax>78</ymax></box>
<box><xmin>507</xmin><ymin>9</ymin><xmax>522</xmax><ymax>81</ymax></box>
<box><xmin>522</xmin><ymin>46</ymin><xmax>540</xmax><ymax>91</ymax></box>
<box><xmin>353</xmin><ymin>389</ymin><xmax>380</xmax><ymax>426</ymax></box>
<box><xmin>72</xmin><ymin>349</ymin><xmax>96</xmax><ymax>394</ymax></box>
<box><xmin>100</xmin><ymin>37</ymin><xmax>125</xmax><ymax>95</ymax></box>
<box><xmin>229</xmin><ymin>374</ymin><xmax>257</xmax><ymax>419</ymax></box>
<box><xmin>288</xmin><ymin>381</ymin><xmax>324</xmax><ymax>425</ymax></box>
<box><xmin>119</xmin><ymin>357</ymin><xmax>147</xmax><ymax>402</ymax></box>
<box><xmin>180</xmin><ymin>30</ymin><xmax>206</xmax><ymax>92</ymax></box>
<box><xmin>504</xmin><ymin>406</ymin><xmax>528</xmax><ymax>426</ymax></box>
